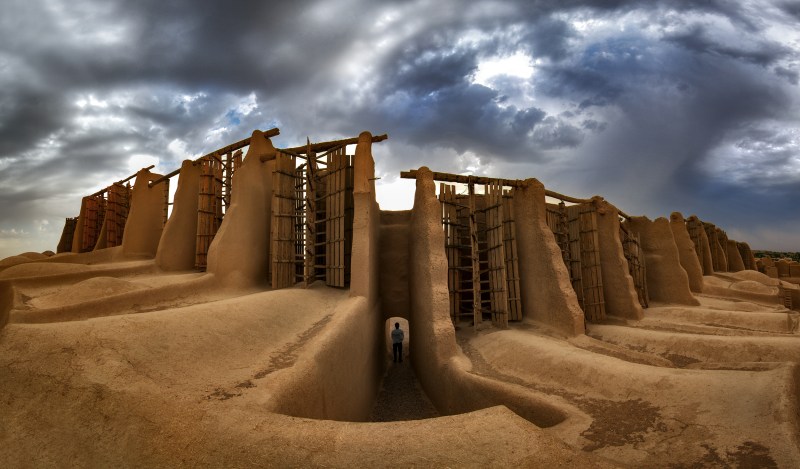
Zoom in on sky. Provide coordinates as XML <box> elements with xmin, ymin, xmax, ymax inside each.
<box><xmin>0</xmin><ymin>0</ymin><xmax>798</xmax><ymax>258</ymax></box>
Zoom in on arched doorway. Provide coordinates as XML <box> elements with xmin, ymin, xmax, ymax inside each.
<box><xmin>384</xmin><ymin>317</ymin><xmax>409</xmax><ymax>363</ymax></box>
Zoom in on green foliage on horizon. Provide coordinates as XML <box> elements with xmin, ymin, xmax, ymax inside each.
<box><xmin>753</xmin><ymin>251</ymin><xmax>800</xmax><ymax>262</ymax></box>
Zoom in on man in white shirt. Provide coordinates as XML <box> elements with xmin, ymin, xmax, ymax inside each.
<box><xmin>391</xmin><ymin>322</ymin><xmax>404</xmax><ymax>363</ymax></box>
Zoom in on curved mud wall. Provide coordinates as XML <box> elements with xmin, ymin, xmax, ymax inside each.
<box><xmin>265</xmin><ymin>296</ymin><xmax>382</xmax><ymax>421</ymax></box>
<box><xmin>669</xmin><ymin>212</ymin><xmax>704</xmax><ymax>293</ymax></box>
<box><xmin>726</xmin><ymin>240</ymin><xmax>746</xmax><ymax>272</ymax></box>
<box><xmin>514</xmin><ymin>179</ymin><xmax>584</xmax><ymax>336</ymax></box>
<box><xmin>94</xmin><ymin>218</ymin><xmax>108</xmax><ymax>250</ymax></box>
<box><xmin>156</xmin><ymin>160</ymin><xmax>202</xmax><ymax>271</ymax></box>
<box><xmin>121</xmin><ymin>169</ymin><xmax>166</xmax><ymax>259</ymax></box>
<box><xmin>406</xmin><ymin>167</ymin><xmax>571</xmax><ymax>428</ymax></box>
<box><xmin>594</xmin><ymin>198</ymin><xmax>643</xmax><ymax>319</ymax></box>
<box><xmin>207</xmin><ymin>130</ymin><xmax>274</xmax><ymax>286</ymax></box>
<box><xmin>266</xmin><ymin>132</ymin><xmax>383</xmax><ymax>421</ymax></box>
<box><xmin>689</xmin><ymin>216</ymin><xmax>714</xmax><ymax>275</ymax></box>
<box><xmin>628</xmin><ymin>216</ymin><xmax>699</xmax><ymax>305</ymax></box>
<box><xmin>70</xmin><ymin>198</ymin><xmax>88</xmax><ymax>254</ymax></box>
<box><xmin>714</xmin><ymin>230</ymin><xmax>728</xmax><ymax>272</ymax></box>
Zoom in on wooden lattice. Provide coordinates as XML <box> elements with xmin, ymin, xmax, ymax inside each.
<box><xmin>567</xmin><ymin>204</ymin><xmax>606</xmax><ymax>321</ymax></box>
<box><xmin>104</xmin><ymin>183</ymin><xmax>131</xmax><ymax>248</ymax></box>
<box><xmin>80</xmin><ymin>195</ymin><xmax>106</xmax><ymax>252</ymax></box>
<box><xmin>195</xmin><ymin>156</ymin><xmax>223</xmax><ymax>270</ymax></box>
<box><xmin>484</xmin><ymin>182</ymin><xmax>509</xmax><ymax>328</ymax></box>
<box><xmin>620</xmin><ymin>223</ymin><xmax>649</xmax><ymax>308</ymax></box>
<box><xmin>502</xmin><ymin>193</ymin><xmax>522</xmax><ymax>321</ymax></box>
<box><xmin>271</xmin><ymin>151</ymin><xmax>298</xmax><ymax>289</ymax></box>
<box><xmin>439</xmin><ymin>180</ymin><xmax>519</xmax><ymax>328</ymax></box>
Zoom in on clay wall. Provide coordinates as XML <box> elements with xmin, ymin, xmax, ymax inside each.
<box><xmin>120</xmin><ymin>169</ymin><xmax>166</xmax><ymax>259</ymax></box>
<box><xmin>349</xmin><ymin>132</ymin><xmax>380</xmax><ymax>301</ymax></box>
<box><xmin>714</xmin><ymin>230</ymin><xmax>728</xmax><ymax>272</ymax></box>
<box><xmin>378</xmin><ymin>210</ymin><xmax>410</xmax><ymax>320</ymax></box>
<box><xmin>70</xmin><ymin>198</ymin><xmax>87</xmax><ymax>253</ymax></box>
<box><xmin>726</xmin><ymin>240</ymin><xmax>746</xmax><ymax>272</ymax></box>
<box><xmin>593</xmin><ymin>198</ymin><xmax>643</xmax><ymax>319</ymax></box>
<box><xmin>690</xmin><ymin>217</ymin><xmax>714</xmax><ymax>275</ymax></box>
<box><xmin>776</xmin><ymin>260</ymin><xmax>791</xmax><ymax>278</ymax></box>
<box><xmin>265</xmin><ymin>132</ymin><xmax>383</xmax><ymax>421</ymax></box>
<box><xmin>737</xmin><ymin>242</ymin><xmax>756</xmax><ymax>271</ymax></box>
<box><xmin>265</xmin><ymin>296</ymin><xmax>382</xmax><ymax>421</ymax></box>
<box><xmin>669</xmin><ymin>212</ymin><xmax>704</xmax><ymax>293</ymax></box>
<box><xmin>206</xmin><ymin>130</ymin><xmax>274</xmax><ymax>287</ymax></box>
<box><xmin>514</xmin><ymin>179</ymin><xmax>584</xmax><ymax>335</ymax></box>
<box><xmin>56</xmin><ymin>219</ymin><xmax>76</xmax><ymax>253</ymax></box>
<box><xmin>628</xmin><ymin>216</ymin><xmax>699</xmax><ymax>305</ymax></box>
<box><xmin>156</xmin><ymin>161</ymin><xmax>202</xmax><ymax>271</ymax></box>
<box><xmin>406</xmin><ymin>167</ymin><xmax>569</xmax><ymax>427</ymax></box>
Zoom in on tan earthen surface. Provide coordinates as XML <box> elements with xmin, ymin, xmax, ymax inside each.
<box><xmin>2</xmin><ymin>131</ymin><xmax>799</xmax><ymax>468</ymax></box>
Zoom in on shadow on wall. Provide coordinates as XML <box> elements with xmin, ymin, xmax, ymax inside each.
<box><xmin>385</xmin><ymin>317</ymin><xmax>409</xmax><ymax>362</ymax></box>
<box><xmin>0</xmin><ymin>281</ymin><xmax>12</xmax><ymax>329</ymax></box>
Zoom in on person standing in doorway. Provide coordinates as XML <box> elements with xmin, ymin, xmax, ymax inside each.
<box><xmin>391</xmin><ymin>322</ymin><xmax>404</xmax><ymax>363</ymax></box>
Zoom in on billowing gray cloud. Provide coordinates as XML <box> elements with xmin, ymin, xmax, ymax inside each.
<box><xmin>0</xmin><ymin>0</ymin><xmax>798</xmax><ymax>256</ymax></box>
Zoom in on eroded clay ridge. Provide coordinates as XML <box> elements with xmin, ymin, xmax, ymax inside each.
<box><xmin>1</xmin><ymin>128</ymin><xmax>798</xmax><ymax>468</ymax></box>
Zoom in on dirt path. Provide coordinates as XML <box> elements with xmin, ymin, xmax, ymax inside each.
<box><xmin>370</xmin><ymin>360</ymin><xmax>440</xmax><ymax>422</ymax></box>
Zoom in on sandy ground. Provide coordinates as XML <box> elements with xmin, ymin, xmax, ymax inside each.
<box><xmin>1</xmin><ymin>263</ymin><xmax>798</xmax><ymax>467</ymax></box>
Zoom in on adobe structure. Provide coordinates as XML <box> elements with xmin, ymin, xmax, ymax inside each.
<box><xmin>1</xmin><ymin>129</ymin><xmax>799</xmax><ymax>467</ymax></box>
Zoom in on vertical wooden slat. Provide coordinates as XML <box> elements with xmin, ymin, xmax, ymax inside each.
<box><xmin>162</xmin><ymin>178</ymin><xmax>170</xmax><ymax>228</ymax></box>
<box><xmin>468</xmin><ymin>181</ymin><xmax>482</xmax><ymax>328</ymax></box>
<box><xmin>502</xmin><ymin>192</ymin><xmax>522</xmax><ymax>321</ymax></box>
<box><xmin>620</xmin><ymin>223</ymin><xmax>649</xmax><ymax>308</ymax></box>
<box><xmin>305</xmin><ymin>143</ymin><xmax>317</xmax><ymax>286</ymax></box>
<box><xmin>323</xmin><ymin>147</ymin><xmax>349</xmax><ymax>288</ymax></box>
<box><xmin>271</xmin><ymin>151</ymin><xmax>297</xmax><ymax>289</ymax></box>
<box><xmin>195</xmin><ymin>157</ymin><xmax>214</xmax><ymax>270</ymax></box>
<box><xmin>485</xmin><ymin>182</ymin><xmax>508</xmax><ymax>328</ymax></box>
<box><xmin>440</xmin><ymin>183</ymin><xmax>463</xmax><ymax>324</ymax></box>
<box><xmin>80</xmin><ymin>195</ymin><xmax>105</xmax><ymax>252</ymax></box>
<box><xmin>294</xmin><ymin>163</ymin><xmax>305</xmax><ymax>282</ymax></box>
<box><xmin>578</xmin><ymin>204</ymin><xmax>605</xmax><ymax>321</ymax></box>
<box><xmin>566</xmin><ymin>205</ymin><xmax>585</xmax><ymax>311</ymax></box>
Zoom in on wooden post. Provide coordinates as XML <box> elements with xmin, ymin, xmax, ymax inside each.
<box><xmin>502</xmin><ymin>192</ymin><xmax>522</xmax><ymax>321</ymax></box>
<box><xmin>485</xmin><ymin>182</ymin><xmax>509</xmax><ymax>328</ymax></box>
<box><xmin>195</xmin><ymin>157</ymin><xmax>215</xmax><ymax>270</ymax></box>
<box><xmin>271</xmin><ymin>151</ymin><xmax>298</xmax><ymax>289</ymax></box>
<box><xmin>468</xmin><ymin>181</ymin><xmax>482</xmax><ymax>328</ymax></box>
<box><xmin>162</xmin><ymin>177</ymin><xmax>170</xmax><ymax>227</ymax></box>
<box><xmin>224</xmin><ymin>151</ymin><xmax>232</xmax><ymax>209</ymax></box>
<box><xmin>567</xmin><ymin>206</ymin><xmax>585</xmax><ymax>311</ymax></box>
<box><xmin>305</xmin><ymin>139</ymin><xmax>316</xmax><ymax>286</ymax></box>
<box><xmin>578</xmin><ymin>204</ymin><xmax>605</xmax><ymax>321</ymax></box>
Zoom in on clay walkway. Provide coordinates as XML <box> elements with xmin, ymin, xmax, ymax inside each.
<box><xmin>370</xmin><ymin>360</ymin><xmax>440</xmax><ymax>422</ymax></box>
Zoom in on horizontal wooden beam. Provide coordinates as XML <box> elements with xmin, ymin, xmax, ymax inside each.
<box><xmin>89</xmin><ymin>165</ymin><xmax>155</xmax><ymax>197</ymax></box>
<box><xmin>400</xmin><ymin>169</ymin><xmax>523</xmax><ymax>188</ymax></box>
<box><xmin>400</xmin><ymin>168</ymin><xmax>594</xmax><ymax>204</ymax></box>
<box><xmin>148</xmin><ymin>167</ymin><xmax>182</xmax><ymax>188</ymax></box>
<box><xmin>199</xmin><ymin>127</ymin><xmax>279</xmax><ymax>162</ymax></box>
<box><xmin>543</xmin><ymin>188</ymin><xmax>592</xmax><ymax>205</ymax></box>
<box><xmin>149</xmin><ymin>128</ymin><xmax>281</xmax><ymax>187</ymax></box>
<box><xmin>278</xmin><ymin>133</ymin><xmax>388</xmax><ymax>155</ymax></box>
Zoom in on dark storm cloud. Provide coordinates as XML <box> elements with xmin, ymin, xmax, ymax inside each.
<box><xmin>665</xmin><ymin>25</ymin><xmax>790</xmax><ymax>67</ymax></box>
<box><xmin>0</xmin><ymin>0</ymin><xmax>799</xmax><ymax>254</ymax></box>
<box><xmin>518</xmin><ymin>17</ymin><xmax>575</xmax><ymax>61</ymax></box>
